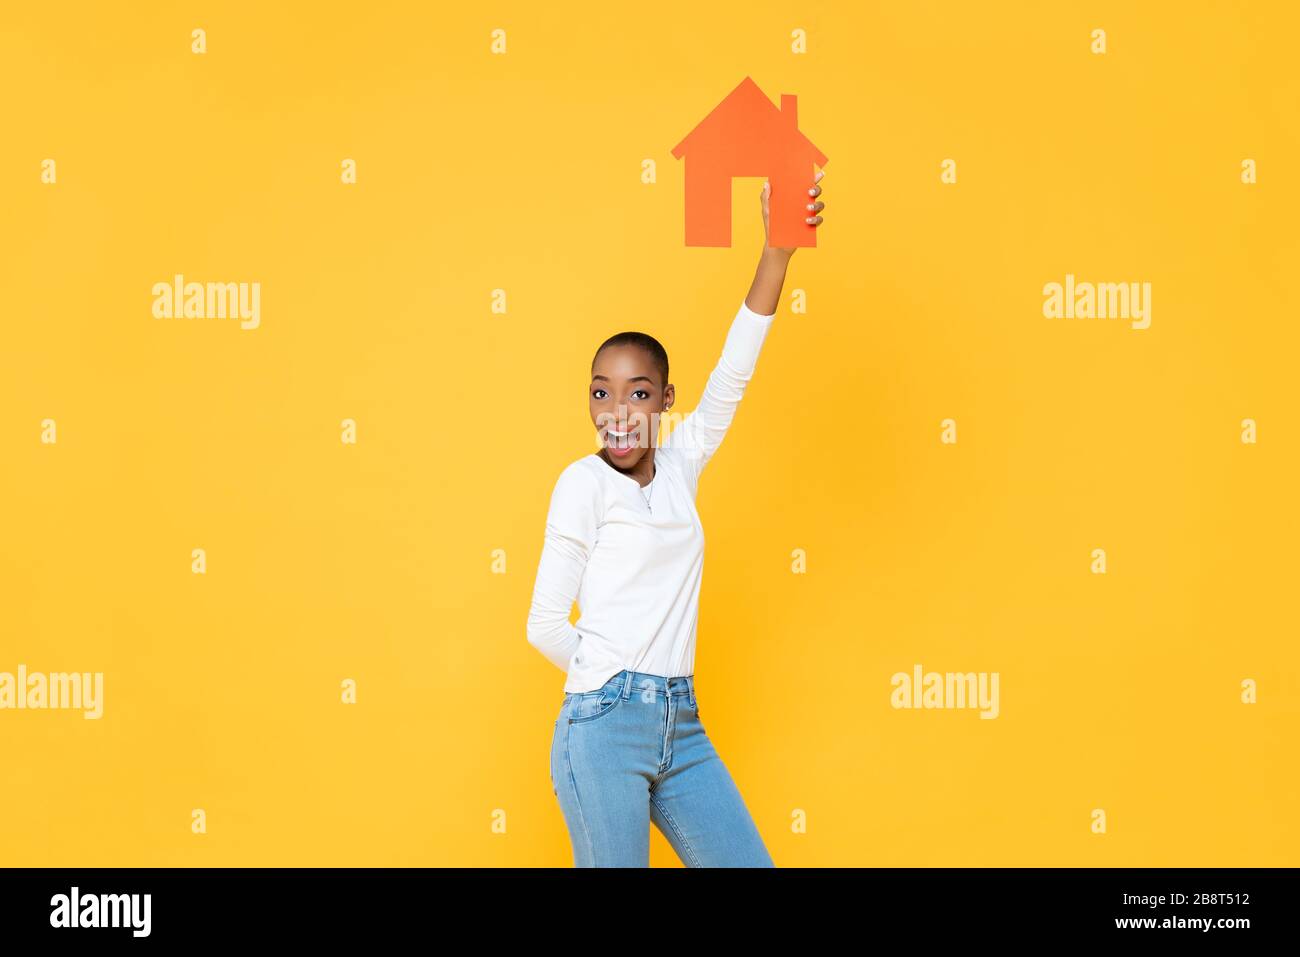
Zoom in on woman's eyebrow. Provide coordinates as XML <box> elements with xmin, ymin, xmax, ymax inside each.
<box><xmin>591</xmin><ymin>374</ymin><xmax>655</xmax><ymax>384</ymax></box>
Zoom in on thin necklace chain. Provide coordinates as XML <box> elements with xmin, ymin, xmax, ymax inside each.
<box><xmin>640</xmin><ymin>460</ymin><xmax>657</xmax><ymax>513</ymax></box>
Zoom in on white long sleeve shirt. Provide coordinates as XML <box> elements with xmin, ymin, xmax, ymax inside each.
<box><xmin>526</xmin><ymin>299</ymin><xmax>777</xmax><ymax>692</ymax></box>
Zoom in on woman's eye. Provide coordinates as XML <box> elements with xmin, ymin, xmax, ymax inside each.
<box><xmin>592</xmin><ymin>389</ymin><xmax>607</xmax><ymax>399</ymax></box>
<box><xmin>633</xmin><ymin>390</ymin><xmax>649</xmax><ymax>400</ymax></box>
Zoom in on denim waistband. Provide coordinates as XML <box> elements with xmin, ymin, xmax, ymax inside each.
<box><xmin>597</xmin><ymin>669</ymin><xmax>695</xmax><ymax>705</ymax></box>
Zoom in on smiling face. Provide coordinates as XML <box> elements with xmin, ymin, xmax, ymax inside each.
<box><xmin>589</xmin><ymin>342</ymin><xmax>674</xmax><ymax>470</ymax></box>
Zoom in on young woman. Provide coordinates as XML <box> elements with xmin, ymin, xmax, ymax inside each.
<box><xmin>527</xmin><ymin>173</ymin><xmax>826</xmax><ymax>867</ymax></box>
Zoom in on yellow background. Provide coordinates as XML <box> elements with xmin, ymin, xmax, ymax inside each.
<box><xmin>2</xmin><ymin>1</ymin><xmax>1297</xmax><ymax>866</ymax></box>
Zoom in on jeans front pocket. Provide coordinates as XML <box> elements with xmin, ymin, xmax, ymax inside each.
<box><xmin>568</xmin><ymin>682</ymin><xmax>623</xmax><ymax>724</ymax></box>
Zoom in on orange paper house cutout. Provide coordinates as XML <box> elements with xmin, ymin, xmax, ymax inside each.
<box><xmin>671</xmin><ymin>76</ymin><xmax>829</xmax><ymax>249</ymax></box>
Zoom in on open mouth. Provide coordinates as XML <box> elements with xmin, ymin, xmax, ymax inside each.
<box><xmin>605</xmin><ymin>427</ymin><xmax>641</xmax><ymax>456</ymax></box>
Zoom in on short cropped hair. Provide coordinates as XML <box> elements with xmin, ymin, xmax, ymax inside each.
<box><xmin>591</xmin><ymin>332</ymin><xmax>669</xmax><ymax>390</ymax></box>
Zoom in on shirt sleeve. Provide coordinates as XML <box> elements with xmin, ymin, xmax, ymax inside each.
<box><xmin>526</xmin><ymin>462</ymin><xmax>603</xmax><ymax>672</ymax></box>
<box><xmin>661</xmin><ymin>299</ymin><xmax>776</xmax><ymax>488</ymax></box>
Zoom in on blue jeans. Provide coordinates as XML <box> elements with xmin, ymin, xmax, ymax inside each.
<box><xmin>549</xmin><ymin>669</ymin><xmax>774</xmax><ymax>867</ymax></box>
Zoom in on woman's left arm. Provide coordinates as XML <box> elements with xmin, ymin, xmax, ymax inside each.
<box><xmin>662</xmin><ymin>173</ymin><xmax>826</xmax><ymax>484</ymax></box>
<box><xmin>744</xmin><ymin>171</ymin><xmax>825</xmax><ymax>315</ymax></box>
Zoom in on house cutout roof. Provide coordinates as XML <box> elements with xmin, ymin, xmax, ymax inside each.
<box><xmin>671</xmin><ymin>76</ymin><xmax>828</xmax><ymax>248</ymax></box>
<box><xmin>671</xmin><ymin>76</ymin><xmax>828</xmax><ymax>167</ymax></box>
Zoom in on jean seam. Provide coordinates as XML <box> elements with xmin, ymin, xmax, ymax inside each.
<box><xmin>550</xmin><ymin>718</ymin><xmax>559</xmax><ymax>795</ymax></box>
<box><xmin>650</xmin><ymin>791</ymin><xmax>700</xmax><ymax>867</ymax></box>
<box><xmin>564</xmin><ymin>732</ymin><xmax>593</xmax><ymax>865</ymax></box>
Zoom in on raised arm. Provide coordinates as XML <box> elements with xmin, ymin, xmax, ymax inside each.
<box><xmin>661</xmin><ymin>174</ymin><xmax>825</xmax><ymax>484</ymax></box>
<box><xmin>746</xmin><ymin>172</ymin><xmax>824</xmax><ymax>313</ymax></box>
<box><xmin>661</xmin><ymin>294</ymin><xmax>778</xmax><ymax>482</ymax></box>
<box><xmin>526</xmin><ymin>463</ymin><xmax>602</xmax><ymax>672</ymax></box>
